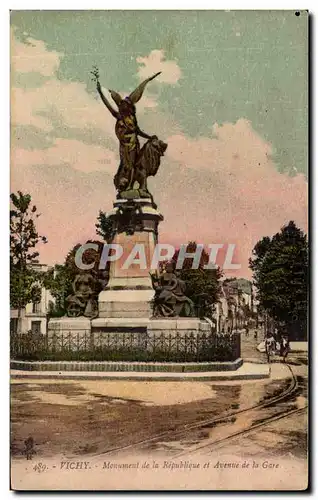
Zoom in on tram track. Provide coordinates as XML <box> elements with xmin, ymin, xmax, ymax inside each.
<box><xmin>172</xmin><ymin>364</ymin><xmax>306</xmax><ymax>458</ymax></box>
<box><xmin>96</xmin><ymin>363</ymin><xmax>303</xmax><ymax>458</ymax></box>
<box><xmin>172</xmin><ymin>405</ymin><xmax>307</xmax><ymax>458</ymax></box>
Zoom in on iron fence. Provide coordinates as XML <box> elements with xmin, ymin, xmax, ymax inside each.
<box><xmin>10</xmin><ymin>330</ymin><xmax>241</xmax><ymax>363</ymax></box>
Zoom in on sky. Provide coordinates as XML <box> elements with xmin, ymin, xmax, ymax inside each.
<box><xmin>10</xmin><ymin>10</ymin><xmax>308</xmax><ymax>277</ymax></box>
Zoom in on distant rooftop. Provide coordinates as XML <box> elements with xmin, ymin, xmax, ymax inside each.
<box><xmin>223</xmin><ymin>278</ymin><xmax>253</xmax><ymax>295</ymax></box>
<box><xmin>28</xmin><ymin>263</ymin><xmax>52</xmax><ymax>272</ymax></box>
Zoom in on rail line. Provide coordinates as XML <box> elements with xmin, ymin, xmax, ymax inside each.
<box><xmin>96</xmin><ymin>363</ymin><xmax>303</xmax><ymax>458</ymax></box>
<box><xmin>173</xmin><ymin>406</ymin><xmax>307</xmax><ymax>458</ymax></box>
<box><xmin>172</xmin><ymin>364</ymin><xmax>305</xmax><ymax>458</ymax></box>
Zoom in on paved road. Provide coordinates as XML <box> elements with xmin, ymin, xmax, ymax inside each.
<box><xmin>240</xmin><ymin>327</ymin><xmax>266</xmax><ymax>362</ymax></box>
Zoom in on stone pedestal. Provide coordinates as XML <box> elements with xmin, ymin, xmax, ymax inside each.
<box><xmin>147</xmin><ymin>317</ymin><xmax>211</xmax><ymax>337</ymax></box>
<box><xmin>47</xmin><ymin>317</ymin><xmax>212</xmax><ymax>351</ymax></box>
<box><xmin>46</xmin><ymin>194</ymin><xmax>240</xmax><ymax>365</ymax></box>
<box><xmin>98</xmin><ymin>198</ymin><xmax>163</xmax><ymax>318</ymax></box>
<box><xmin>48</xmin><ymin>317</ymin><xmax>91</xmax><ymax>334</ymax></box>
<box><xmin>91</xmin><ymin>317</ymin><xmax>211</xmax><ymax>350</ymax></box>
<box><xmin>45</xmin><ymin>315</ymin><xmax>241</xmax><ymax>363</ymax></box>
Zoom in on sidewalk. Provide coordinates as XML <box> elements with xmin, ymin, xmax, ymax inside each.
<box><xmin>257</xmin><ymin>341</ymin><xmax>308</xmax><ymax>353</ymax></box>
<box><xmin>11</xmin><ymin>361</ymin><xmax>269</xmax><ymax>381</ymax></box>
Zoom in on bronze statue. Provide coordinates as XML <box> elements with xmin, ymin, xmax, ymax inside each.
<box><xmin>66</xmin><ymin>274</ymin><xmax>98</xmax><ymax>319</ymax></box>
<box><xmin>150</xmin><ymin>262</ymin><xmax>194</xmax><ymax>317</ymax></box>
<box><xmin>92</xmin><ymin>67</ymin><xmax>167</xmax><ymax>198</ymax></box>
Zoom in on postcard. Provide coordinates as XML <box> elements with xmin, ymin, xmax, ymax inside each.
<box><xmin>10</xmin><ymin>9</ymin><xmax>308</xmax><ymax>491</ymax></box>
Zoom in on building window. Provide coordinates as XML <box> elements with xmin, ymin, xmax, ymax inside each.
<box><xmin>31</xmin><ymin>321</ymin><xmax>41</xmax><ymax>335</ymax></box>
<box><xmin>10</xmin><ymin>318</ymin><xmax>18</xmax><ymax>335</ymax></box>
<box><xmin>32</xmin><ymin>302</ymin><xmax>41</xmax><ymax>314</ymax></box>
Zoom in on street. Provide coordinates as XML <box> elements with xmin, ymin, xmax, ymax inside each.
<box><xmin>10</xmin><ymin>331</ymin><xmax>307</xmax><ymax>464</ymax></box>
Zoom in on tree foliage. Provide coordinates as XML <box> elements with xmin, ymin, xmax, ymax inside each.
<box><xmin>43</xmin><ymin>240</ymin><xmax>107</xmax><ymax>317</ymax></box>
<box><xmin>10</xmin><ymin>191</ymin><xmax>47</xmax><ymax>313</ymax></box>
<box><xmin>172</xmin><ymin>241</ymin><xmax>222</xmax><ymax>318</ymax></box>
<box><xmin>10</xmin><ymin>269</ymin><xmax>41</xmax><ymax>311</ymax></box>
<box><xmin>96</xmin><ymin>211</ymin><xmax>116</xmax><ymax>242</ymax></box>
<box><xmin>249</xmin><ymin>221</ymin><xmax>308</xmax><ymax>338</ymax></box>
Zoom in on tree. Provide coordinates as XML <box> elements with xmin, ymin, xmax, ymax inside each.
<box><xmin>43</xmin><ymin>240</ymin><xmax>107</xmax><ymax>317</ymax></box>
<box><xmin>249</xmin><ymin>221</ymin><xmax>308</xmax><ymax>340</ymax></box>
<box><xmin>172</xmin><ymin>242</ymin><xmax>222</xmax><ymax>318</ymax></box>
<box><xmin>10</xmin><ymin>191</ymin><xmax>47</xmax><ymax>332</ymax></box>
<box><xmin>96</xmin><ymin>211</ymin><xmax>116</xmax><ymax>242</ymax></box>
<box><xmin>42</xmin><ymin>265</ymin><xmax>74</xmax><ymax>317</ymax></box>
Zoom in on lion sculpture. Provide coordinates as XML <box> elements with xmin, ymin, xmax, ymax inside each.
<box><xmin>114</xmin><ymin>137</ymin><xmax>168</xmax><ymax>197</ymax></box>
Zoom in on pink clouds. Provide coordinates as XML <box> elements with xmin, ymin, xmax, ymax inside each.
<box><xmin>166</xmin><ymin>119</ymin><xmax>307</xmax><ymax>216</ymax></box>
<box><xmin>12</xmin><ymin>86</ymin><xmax>54</xmax><ymax>132</ymax></box>
<box><xmin>10</xmin><ymin>164</ymin><xmax>115</xmax><ymax>267</ymax></box>
<box><xmin>11</xmin><ymin>79</ymin><xmax>117</xmax><ymax>139</ymax></box>
<box><xmin>12</xmin><ymin>139</ymin><xmax>117</xmax><ymax>175</ymax></box>
<box><xmin>158</xmin><ymin>118</ymin><xmax>308</xmax><ymax>275</ymax></box>
<box><xmin>11</xmin><ymin>30</ymin><xmax>62</xmax><ymax>77</ymax></box>
<box><xmin>167</xmin><ymin>119</ymin><xmax>273</xmax><ymax>173</ymax></box>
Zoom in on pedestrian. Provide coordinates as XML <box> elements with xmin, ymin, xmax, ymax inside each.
<box><xmin>265</xmin><ymin>331</ymin><xmax>276</xmax><ymax>364</ymax></box>
<box><xmin>24</xmin><ymin>436</ymin><xmax>35</xmax><ymax>460</ymax></box>
<box><xmin>254</xmin><ymin>329</ymin><xmax>258</xmax><ymax>340</ymax></box>
<box><xmin>245</xmin><ymin>324</ymin><xmax>249</xmax><ymax>337</ymax></box>
<box><xmin>280</xmin><ymin>334</ymin><xmax>290</xmax><ymax>363</ymax></box>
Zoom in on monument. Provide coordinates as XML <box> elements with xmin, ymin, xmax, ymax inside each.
<box><xmin>47</xmin><ymin>68</ymin><xmax>238</xmax><ymax>365</ymax></box>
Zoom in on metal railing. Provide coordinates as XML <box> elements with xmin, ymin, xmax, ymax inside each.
<box><xmin>10</xmin><ymin>330</ymin><xmax>241</xmax><ymax>363</ymax></box>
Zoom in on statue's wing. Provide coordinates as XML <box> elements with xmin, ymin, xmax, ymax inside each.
<box><xmin>128</xmin><ymin>72</ymin><xmax>161</xmax><ymax>104</ymax></box>
<box><xmin>109</xmin><ymin>89</ymin><xmax>123</xmax><ymax>107</ymax></box>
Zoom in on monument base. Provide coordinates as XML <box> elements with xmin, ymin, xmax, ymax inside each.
<box><xmin>48</xmin><ymin>316</ymin><xmax>211</xmax><ymax>336</ymax></box>
<box><xmin>42</xmin><ymin>316</ymin><xmax>241</xmax><ymax>364</ymax></box>
<box><xmin>98</xmin><ymin>197</ymin><xmax>163</xmax><ymax>318</ymax></box>
<box><xmin>98</xmin><ymin>288</ymin><xmax>154</xmax><ymax>318</ymax></box>
<box><xmin>92</xmin><ymin>316</ymin><xmax>210</xmax><ymax>334</ymax></box>
<box><xmin>47</xmin><ymin>317</ymin><xmax>92</xmax><ymax>350</ymax></box>
<box><xmin>91</xmin><ymin>317</ymin><xmax>215</xmax><ymax>354</ymax></box>
<box><xmin>48</xmin><ymin>317</ymin><xmax>91</xmax><ymax>336</ymax></box>
<box><xmin>47</xmin><ymin>316</ymin><xmax>214</xmax><ymax>352</ymax></box>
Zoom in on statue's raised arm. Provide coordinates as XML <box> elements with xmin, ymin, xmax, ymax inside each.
<box><xmin>92</xmin><ymin>67</ymin><xmax>166</xmax><ymax>200</ymax></box>
<box><xmin>91</xmin><ymin>66</ymin><xmax>119</xmax><ymax>119</ymax></box>
<box><xmin>96</xmin><ymin>80</ymin><xmax>119</xmax><ymax>119</ymax></box>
